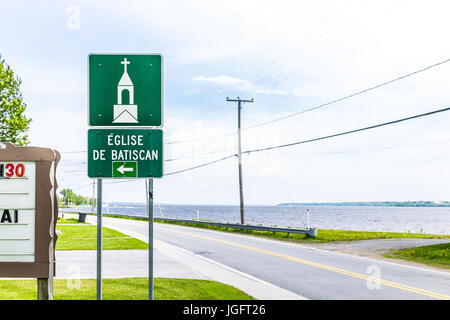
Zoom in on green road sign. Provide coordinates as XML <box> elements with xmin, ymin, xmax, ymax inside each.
<box><xmin>88</xmin><ymin>54</ymin><xmax>163</xmax><ymax>127</ymax></box>
<box><xmin>88</xmin><ymin>129</ymin><xmax>163</xmax><ymax>178</ymax></box>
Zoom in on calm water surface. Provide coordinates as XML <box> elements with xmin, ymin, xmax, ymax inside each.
<box><xmin>72</xmin><ymin>204</ymin><xmax>450</xmax><ymax>235</ymax></box>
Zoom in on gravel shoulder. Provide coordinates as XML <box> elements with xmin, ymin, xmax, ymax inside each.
<box><xmin>302</xmin><ymin>238</ymin><xmax>450</xmax><ymax>272</ymax></box>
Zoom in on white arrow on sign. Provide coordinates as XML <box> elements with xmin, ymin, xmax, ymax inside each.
<box><xmin>117</xmin><ymin>164</ymin><xmax>134</xmax><ymax>174</ymax></box>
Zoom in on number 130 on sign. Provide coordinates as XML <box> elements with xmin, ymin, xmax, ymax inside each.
<box><xmin>0</xmin><ymin>163</ymin><xmax>25</xmax><ymax>178</ymax></box>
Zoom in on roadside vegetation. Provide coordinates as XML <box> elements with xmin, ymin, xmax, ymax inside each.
<box><xmin>0</xmin><ymin>278</ymin><xmax>254</xmax><ymax>300</ymax></box>
<box><xmin>59</xmin><ymin>188</ymin><xmax>95</xmax><ymax>206</ymax></box>
<box><xmin>152</xmin><ymin>218</ymin><xmax>450</xmax><ymax>243</ymax></box>
<box><xmin>56</xmin><ymin>222</ymin><xmax>148</xmax><ymax>250</ymax></box>
<box><xmin>67</xmin><ymin>212</ymin><xmax>449</xmax><ymax>243</ymax></box>
<box><xmin>64</xmin><ymin>212</ymin><xmax>450</xmax><ymax>243</ymax></box>
<box><xmin>57</xmin><ymin>217</ymin><xmax>85</xmax><ymax>224</ymax></box>
<box><xmin>0</xmin><ymin>55</ymin><xmax>31</xmax><ymax>145</ymax></box>
<box><xmin>384</xmin><ymin>243</ymin><xmax>450</xmax><ymax>269</ymax></box>
<box><xmin>44</xmin><ymin>217</ymin><xmax>254</xmax><ymax>300</ymax></box>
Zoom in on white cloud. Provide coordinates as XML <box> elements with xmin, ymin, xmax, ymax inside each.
<box><xmin>3</xmin><ymin>0</ymin><xmax>450</xmax><ymax>204</ymax></box>
<box><xmin>193</xmin><ymin>75</ymin><xmax>288</xmax><ymax>96</ymax></box>
<box><xmin>193</xmin><ymin>75</ymin><xmax>253</xmax><ymax>90</ymax></box>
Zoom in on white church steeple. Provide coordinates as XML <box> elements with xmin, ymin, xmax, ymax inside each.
<box><xmin>117</xmin><ymin>58</ymin><xmax>134</xmax><ymax>105</ymax></box>
<box><xmin>113</xmin><ymin>57</ymin><xmax>138</xmax><ymax>123</ymax></box>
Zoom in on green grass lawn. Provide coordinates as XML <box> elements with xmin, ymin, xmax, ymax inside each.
<box><xmin>0</xmin><ymin>278</ymin><xmax>254</xmax><ymax>300</ymax></box>
<box><xmin>56</xmin><ymin>224</ymin><xmax>148</xmax><ymax>250</ymax></box>
<box><xmin>384</xmin><ymin>242</ymin><xmax>450</xmax><ymax>269</ymax></box>
<box><xmin>57</xmin><ymin>217</ymin><xmax>85</xmax><ymax>224</ymax></box>
<box><xmin>153</xmin><ymin>219</ymin><xmax>450</xmax><ymax>243</ymax></box>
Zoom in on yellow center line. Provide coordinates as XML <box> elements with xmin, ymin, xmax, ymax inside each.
<box><xmin>159</xmin><ymin>226</ymin><xmax>450</xmax><ymax>300</ymax></box>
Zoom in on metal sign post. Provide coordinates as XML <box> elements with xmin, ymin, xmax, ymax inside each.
<box><xmin>96</xmin><ymin>178</ymin><xmax>102</xmax><ymax>300</ymax></box>
<box><xmin>148</xmin><ymin>178</ymin><xmax>154</xmax><ymax>300</ymax></box>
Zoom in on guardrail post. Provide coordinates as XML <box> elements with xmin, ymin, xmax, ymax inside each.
<box><xmin>308</xmin><ymin>228</ymin><xmax>318</xmax><ymax>237</ymax></box>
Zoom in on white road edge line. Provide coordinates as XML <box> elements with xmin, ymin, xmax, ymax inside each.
<box><xmin>155</xmin><ymin>239</ymin><xmax>306</xmax><ymax>300</ymax></box>
<box><xmin>70</xmin><ymin>214</ymin><xmax>450</xmax><ymax>276</ymax></box>
<box><xmin>156</xmin><ymin>221</ymin><xmax>450</xmax><ymax>276</ymax></box>
<box><xmin>88</xmin><ymin>216</ymin><xmax>306</xmax><ymax>300</ymax></box>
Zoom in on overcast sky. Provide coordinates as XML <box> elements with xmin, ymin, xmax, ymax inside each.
<box><xmin>2</xmin><ymin>0</ymin><xmax>450</xmax><ymax>204</ymax></box>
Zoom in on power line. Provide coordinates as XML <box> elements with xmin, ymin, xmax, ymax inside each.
<box><xmin>166</xmin><ymin>56</ymin><xmax>450</xmax><ymax>145</ymax></box>
<box><xmin>59</xmin><ymin>169</ymin><xmax>86</xmax><ymax>173</ymax></box>
<box><xmin>183</xmin><ymin>2</ymin><xmax>352</xmax><ymax>126</ymax></box>
<box><xmin>165</xmin><ymin>130</ymin><xmax>237</xmax><ymax>145</ymax></box>
<box><xmin>245</xmin><ymin>1</ymin><xmax>369</xmax><ymax>93</ymax></box>
<box><xmin>66</xmin><ymin>182</ymin><xmax>93</xmax><ymax>191</ymax></box>
<box><xmin>165</xmin><ymin>154</ymin><xmax>237</xmax><ymax>176</ymax></box>
<box><xmin>278</xmin><ymin>137</ymin><xmax>450</xmax><ymax>157</ymax></box>
<box><xmin>59</xmin><ymin>105</ymin><xmax>450</xmax><ymax>182</ymax></box>
<box><xmin>90</xmin><ymin>154</ymin><xmax>237</xmax><ymax>186</ymax></box>
<box><xmin>194</xmin><ymin>101</ymin><xmax>228</xmax><ymax>121</ymax></box>
<box><xmin>243</xmin><ymin>57</ymin><xmax>450</xmax><ymax>131</ymax></box>
<box><xmin>68</xmin><ymin>106</ymin><xmax>450</xmax><ymax>188</ymax></box>
<box><xmin>60</xmin><ymin>151</ymin><xmax>85</xmax><ymax>154</ymax></box>
<box><xmin>165</xmin><ymin>145</ymin><xmax>236</xmax><ymax>162</ymax></box>
<box><xmin>164</xmin><ymin>105</ymin><xmax>450</xmax><ymax>176</ymax></box>
<box><xmin>58</xmin><ymin>132</ymin><xmax>236</xmax><ymax>149</ymax></box>
<box><xmin>219</xmin><ymin>0</ymin><xmax>354</xmax><ymax>104</ymax></box>
<box><xmin>243</xmin><ymin>106</ymin><xmax>450</xmax><ymax>154</ymax></box>
<box><xmin>57</xmin><ymin>56</ymin><xmax>450</xmax><ymax>151</ymax></box>
<box><xmin>251</xmin><ymin>1</ymin><xmax>402</xmax><ymax>93</ymax></box>
<box><xmin>246</xmin><ymin>0</ymin><xmax>353</xmax><ymax>84</ymax></box>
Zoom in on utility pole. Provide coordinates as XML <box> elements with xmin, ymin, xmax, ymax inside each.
<box><xmin>226</xmin><ymin>96</ymin><xmax>253</xmax><ymax>224</ymax></box>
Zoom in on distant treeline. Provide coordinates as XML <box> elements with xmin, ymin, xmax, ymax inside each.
<box><xmin>278</xmin><ymin>201</ymin><xmax>450</xmax><ymax>207</ymax></box>
<box><xmin>58</xmin><ymin>188</ymin><xmax>95</xmax><ymax>206</ymax></box>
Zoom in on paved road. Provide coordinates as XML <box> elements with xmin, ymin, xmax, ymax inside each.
<box><xmin>99</xmin><ymin>217</ymin><xmax>450</xmax><ymax>300</ymax></box>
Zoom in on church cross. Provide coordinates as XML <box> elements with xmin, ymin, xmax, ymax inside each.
<box><xmin>121</xmin><ymin>58</ymin><xmax>130</xmax><ymax>73</ymax></box>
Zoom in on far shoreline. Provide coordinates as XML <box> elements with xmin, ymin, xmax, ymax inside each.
<box><xmin>61</xmin><ymin>201</ymin><xmax>450</xmax><ymax>208</ymax></box>
<box><xmin>277</xmin><ymin>201</ymin><xmax>450</xmax><ymax>208</ymax></box>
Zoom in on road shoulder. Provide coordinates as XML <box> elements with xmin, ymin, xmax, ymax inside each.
<box><xmin>92</xmin><ymin>216</ymin><xmax>306</xmax><ymax>300</ymax></box>
<box><xmin>300</xmin><ymin>238</ymin><xmax>450</xmax><ymax>273</ymax></box>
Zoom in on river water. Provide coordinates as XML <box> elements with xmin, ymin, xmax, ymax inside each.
<box><xmin>69</xmin><ymin>203</ymin><xmax>450</xmax><ymax>235</ymax></box>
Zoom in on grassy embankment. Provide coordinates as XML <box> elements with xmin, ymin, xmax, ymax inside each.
<box><xmin>57</xmin><ymin>217</ymin><xmax>86</xmax><ymax>224</ymax></box>
<box><xmin>152</xmin><ymin>218</ymin><xmax>450</xmax><ymax>243</ymax></box>
<box><xmin>385</xmin><ymin>243</ymin><xmax>450</xmax><ymax>269</ymax></box>
<box><xmin>56</xmin><ymin>223</ymin><xmax>148</xmax><ymax>250</ymax></box>
<box><xmin>0</xmin><ymin>278</ymin><xmax>254</xmax><ymax>300</ymax></box>
<box><xmin>46</xmin><ymin>218</ymin><xmax>254</xmax><ymax>300</ymax></box>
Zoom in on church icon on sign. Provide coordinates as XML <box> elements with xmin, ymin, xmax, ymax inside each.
<box><xmin>113</xmin><ymin>58</ymin><xmax>138</xmax><ymax>123</ymax></box>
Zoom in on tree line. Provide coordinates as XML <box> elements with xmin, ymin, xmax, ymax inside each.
<box><xmin>58</xmin><ymin>188</ymin><xmax>96</xmax><ymax>206</ymax></box>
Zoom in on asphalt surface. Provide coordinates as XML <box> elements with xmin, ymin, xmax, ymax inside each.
<box><xmin>99</xmin><ymin>217</ymin><xmax>450</xmax><ymax>300</ymax></box>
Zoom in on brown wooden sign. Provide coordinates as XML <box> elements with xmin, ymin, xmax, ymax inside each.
<box><xmin>0</xmin><ymin>143</ymin><xmax>60</xmax><ymax>279</ymax></box>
